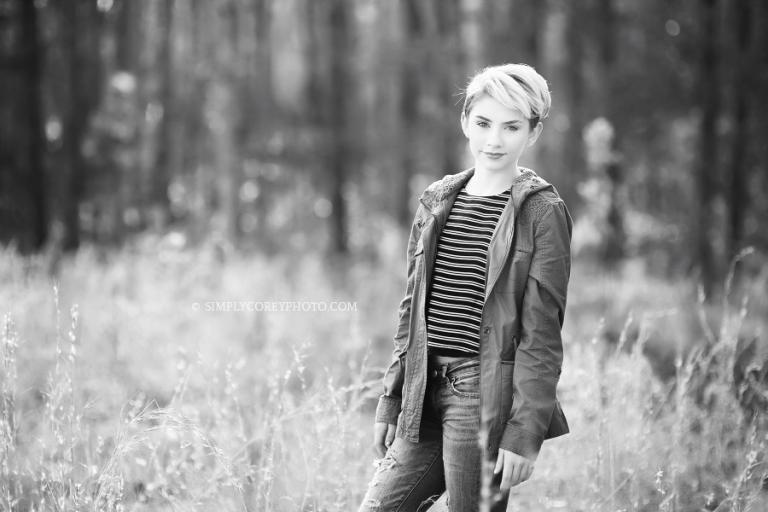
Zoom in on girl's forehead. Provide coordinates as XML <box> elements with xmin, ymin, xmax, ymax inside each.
<box><xmin>468</xmin><ymin>95</ymin><xmax>526</xmax><ymax>120</ymax></box>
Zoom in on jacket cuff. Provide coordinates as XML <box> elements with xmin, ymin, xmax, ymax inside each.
<box><xmin>499</xmin><ymin>424</ymin><xmax>543</xmax><ymax>460</ymax></box>
<box><xmin>375</xmin><ymin>395</ymin><xmax>401</xmax><ymax>425</ymax></box>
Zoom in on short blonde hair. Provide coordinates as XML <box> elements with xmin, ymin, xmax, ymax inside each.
<box><xmin>462</xmin><ymin>63</ymin><xmax>551</xmax><ymax>129</ymax></box>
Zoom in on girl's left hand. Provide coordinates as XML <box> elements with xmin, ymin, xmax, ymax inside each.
<box><xmin>494</xmin><ymin>448</ymin><xmax>535</xmax><ymax>490</ymax></box>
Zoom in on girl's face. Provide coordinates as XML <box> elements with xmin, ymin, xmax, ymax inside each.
<box><xmin>461</xmin><ymin>95</ymin><xmax>542</xmax><ymax>174</ymax></box>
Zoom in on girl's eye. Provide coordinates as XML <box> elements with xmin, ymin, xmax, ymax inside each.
<box><xmin>475</xmin><ymin>121</ymin><xmax>489</xmax><ymax>128</ymax></box>
<box><xmin>505</xmin><ymin>126</ymin><xmax>519</xmax><ymax>132</ymax></box>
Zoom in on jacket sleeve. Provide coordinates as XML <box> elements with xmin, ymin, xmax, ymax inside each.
<box><xmin>499</xmin><ymin>200</ymin><xmax>572</xmax><ymax>458</ymax></box>
<box><xmin>374</xmin><ymin>207</ymin><xmax>423</xmax><ymax>425</ymax></box>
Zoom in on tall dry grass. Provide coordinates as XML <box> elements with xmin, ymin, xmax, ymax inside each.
<box><xmin>0</xmin><ymin>240</ymin><xmax>766</xmax><ymax>511</ymax></box>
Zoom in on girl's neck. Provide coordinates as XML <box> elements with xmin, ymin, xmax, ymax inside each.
<box><xmin>465</xmin><ymin>165</ymin><xmax>522</xmax><ymax>196</ymax></box>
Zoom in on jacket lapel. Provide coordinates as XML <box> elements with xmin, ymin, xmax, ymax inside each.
<box><xmin>418</xmin><ymin>168</ymin><xmax>473</xmax><ymax>289</ymax></box>
<box><xmin>484</xmin><ymin>195</ymin><xmax>516</xmax><ymax>301</ymax></box>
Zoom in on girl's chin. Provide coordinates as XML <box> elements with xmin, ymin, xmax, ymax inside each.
<box><xmin>473</xmin><ymin>158</ymin><xmax>516</xmax><ymax>172</ymax></box>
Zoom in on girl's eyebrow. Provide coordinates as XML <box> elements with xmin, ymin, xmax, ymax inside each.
<box><xmin>474</xmin><ymin>114</ymin><xmax>522</xmax><ymax>125</ymax></box>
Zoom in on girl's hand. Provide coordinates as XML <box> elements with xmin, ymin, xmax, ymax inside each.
<box><xmin>373</xmin><ymin>422</ymin><xmax>396</xmax><ymax>458</ymax></box>
<box><xmin>494</xmin><ymin>448</ymin><xmax>535</xmax><ymax>490</ymax></box>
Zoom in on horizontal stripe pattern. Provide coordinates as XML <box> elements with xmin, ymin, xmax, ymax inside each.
<box><xmin>426</xmin><ymin>187</ymin><xmax>510</xmax><ymax>357</ymax></box>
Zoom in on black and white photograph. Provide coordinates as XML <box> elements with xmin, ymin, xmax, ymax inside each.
<box><xmin>1</xmin><ymin>0</ymin><xmax>767</xmax><ymax>510</ymax></box>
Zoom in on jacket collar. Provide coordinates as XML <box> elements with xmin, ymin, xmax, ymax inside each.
<box><xmin>418</xmin><ymin>166</ymin><xmax>556</xmax><ymax>213</ymax></box>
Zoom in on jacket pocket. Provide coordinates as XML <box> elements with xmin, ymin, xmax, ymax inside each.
<box><xmin>448</xmin><ymin>372</ymin><xmax>480</xmax><ymax>399</ymax></box>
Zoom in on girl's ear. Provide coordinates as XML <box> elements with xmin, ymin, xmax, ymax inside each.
<box><xmin>527</xmin><ymin>121</ymin><xmax>544</xmax><ymax>147</ymax></box>
<box><xmin>460</xmin><ymin>111</ymin><xmax>470</xmax><ymax>138</ymax></box>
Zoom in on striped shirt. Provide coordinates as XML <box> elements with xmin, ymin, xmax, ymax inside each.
<box><xmin>426</xmin><ymin>186</ymin><xmax>511</xmax><ymax>357</ymax></box>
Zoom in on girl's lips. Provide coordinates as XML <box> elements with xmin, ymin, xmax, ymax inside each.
<box><xmin>483</xmin><ymin>152</ymin><xmax>505</xmax><ymax>158</ymax></box>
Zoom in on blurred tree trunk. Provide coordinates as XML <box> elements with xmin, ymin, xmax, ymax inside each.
<box><xmin>596</xmin><ymin>0</ymin><xmax>625</xmax><ymax>267</ymax></box>
<box><xmin>186</xmin><ymin>0</ymin><xmax>210</xmax><ymax>243</ymax></box>
<box><xmin>212</xmin><ymin>0</ymin><xmax>243</xmax><ymax>243</ymax></box>
<box><xmin>436</xmin><ymin>0</ymin><xmax>462</xmax><ymax>175</ymax></box>
<box><xmin>305</xmin><ymin>0</ymin><xmax>326</xmax><ymax>129</ymax></box>
<box><xmin>305</xmin><ymin>0</ymin><xmax>331</xmax><ymax>247</ymax></box>
<box><xmin>596</xmin><ymin>0</ymin><xmax>616</xmax><ymax>114</ymax></box>
<box><xmin>483</xmin><ymin>1</ymin><xmax>507</xmax><ymax>64</ymax></box>
<box><xmin>116</xmin><ymin>0</ymin><xmax>137</xmax><ymax>72</ymax></box>
<box><xmin>152</xmin><ymin>0</ymin><xmax>175</xmax><ymax>227</ymax></box>
<box><xmin>0</xmin><ymin>0</ymin><xmax>47</xmax><ymax>251</ymax></box>
<box><xmin>98</xmin><ymin>0</ymin><xmax>140</xmax><ymax>244</ymax></box>
<box><xmin>522</xmin><ymin>0</ymin><xmax>544</xmax><ymax>66</ymax></box>
<box><xmin>696</xmin><ymin>0</ymin><xmax>719</xmax><ymax>290</ymax></box>
<box><xmin>253</xmin><ymin>0</ymin><xmax>273</xmax><ymax>119</ymax></box>
<box><xmin>756</xmin><ymin>0</ymin><xmax>768</xmax><ymax>249</ymax></box>
<box><xmin>62</xmin><ymin>1</ymin><xmax>88</xmax><ymax>250</ymax></box>
<box><xmin>247</xmin><ymin>0</ymin><xmax>274</xmax><ymax>249</ymax></box>
<box><xmin>135</xmin><ymin>0</ymin><xmax>161</xmax><ymax>232</ymax></box>
<box><xmin>459</xmin><ymin>0</ymin><xmax>483</xmax><ymax>74</ymax></box>
<box><xmin>561</xmin><ymin>0</ymin><xmax>585</xmax><ymax>208</ymax></box>
<box><xmin>306</xmin><ymin>0</ymin><xmax>351</xmax><ymax>255</ymax></box>
<box><xmin>727</xmin><ymin>0</ymin><xmax>751</xmax><ymax>259</ymax></box>
<box><xmin>328</xmin><ymin>0</ymin><xmax>350</xmax><ymax>254</ymax></box>
<box><xmin>396</xmin><ymin>0</ymin><xmax>422</xmax><ymax>229</ymax></box>
<box><xmin>0</xmin><ymin>0</ymin><xmax>14</xmax><ymax>244</ymax></box>
<box><xmin>21</xmin><ymin>0</ymin><xmax>46</xmax><ymax>250</ymax></box>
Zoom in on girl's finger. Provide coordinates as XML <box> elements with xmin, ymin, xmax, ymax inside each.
<box><xmin>510</xmin><ymin>461</ymin><xmax>523</xmax><ymax>487</ymax></box>
<box><xmin>494</xmin><ymin>452</ymin><xmax>504</xmax><ymax>474</ymax></box>
<box><xmin>374</xmin><ymin>440</ymin><xmax>385</xmax><ymax>458</ymax></box>
<box><xmin>385</xmin><ymin>425</ymin><xmax>396</xmax><ymax>448</ymax></box>
<box><xmin>521</xmin><ymin>463</ymin><xmax>532</xmax><ymax>482</ymax></box>
<box><xmin>501</xmin><ymin>459</ymin><xmax>514</xmax><ymax>490</ymax></box>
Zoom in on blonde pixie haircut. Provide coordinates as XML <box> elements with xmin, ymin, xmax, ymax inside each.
<box><xmin>462</xmin><ymin>63</ymin><xmax>551</xmax><ymax>130</ymax></box>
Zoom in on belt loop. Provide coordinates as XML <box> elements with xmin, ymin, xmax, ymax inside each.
<box><xmin>440</xmin><ymin>365</ymin><xmax>448</xmax><ymax>379</ymax></box>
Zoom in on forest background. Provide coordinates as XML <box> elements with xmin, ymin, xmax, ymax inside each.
<box><xmin>1</xmin><ymin>0</ymin><xmax>768</xmax><ymax>510</ymax></box>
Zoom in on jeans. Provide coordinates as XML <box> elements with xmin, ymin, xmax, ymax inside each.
<box><xmin>359</xmin><ymin>357</ymin><xmax>510</xmax><ymax>512</ymax></box>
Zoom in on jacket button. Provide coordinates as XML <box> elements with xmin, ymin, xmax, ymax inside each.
<box><xmin>483</xmin><ymin>327</ymin><xmax>491</xmax><ymax>334</ymax></box>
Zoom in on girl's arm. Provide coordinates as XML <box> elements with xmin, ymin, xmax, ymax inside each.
<box><xmin>375</xmin><ymin>207</ymin><xmax>424</xmax><ymax>426</ymax></box>
<box><xmin>500</xmin><ymin>199</ymin><xmax>573</xmax><ymax>459</ymax></box>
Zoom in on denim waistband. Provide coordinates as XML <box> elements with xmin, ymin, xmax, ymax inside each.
<box><xmin>426</xmin><ymin>355</ymin><xmax>479</xmax><ymax>379</ymax></box>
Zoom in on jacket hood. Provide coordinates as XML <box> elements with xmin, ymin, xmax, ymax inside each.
<box><xmin>418</xmin><ymin>166</ymin><xmax>557</xmax><ymax>213</ymax></box>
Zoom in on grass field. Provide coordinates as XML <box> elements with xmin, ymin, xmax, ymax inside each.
<box><xmin>1</xmin><ymin>240</ymin><xmax>766</xmax><ymax>511</ymax></box>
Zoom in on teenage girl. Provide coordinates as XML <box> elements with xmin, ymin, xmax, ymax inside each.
<box><xmin>359</xmin><ymin>63</ymin><xmax>573</xmax><ymax>512</ymax></box>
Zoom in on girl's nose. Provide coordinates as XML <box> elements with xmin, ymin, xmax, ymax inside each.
<box><xmin>486</xmin><ymin>128</ymin><xmax>502</xmax><ymax>147</ymax></box>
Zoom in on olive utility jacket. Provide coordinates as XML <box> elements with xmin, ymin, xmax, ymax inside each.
<box><xmin>375</xmin><ymin>167</ymin><xmax>573</xmax><ymax>460</ymax></box>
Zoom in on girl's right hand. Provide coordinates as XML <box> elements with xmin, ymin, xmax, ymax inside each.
<box><xmin>373</xmin><ymin>421</ymin><xmax>396</xmax><ymax>458</ymax></box>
